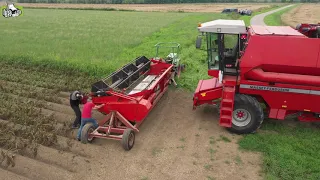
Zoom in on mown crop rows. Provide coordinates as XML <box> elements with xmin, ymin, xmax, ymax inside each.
<box><xmin>0</xmin><ymin>61</ymin><xmax>96</xmax><ymax>92</ymax></box>
<box><xmin>0</xmin><ymin>60</ymin><xmax>94</xmax><ymax>172</ymax></box>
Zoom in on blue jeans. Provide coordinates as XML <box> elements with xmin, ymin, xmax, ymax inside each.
<box><xmin>77</xmin><ymin>118</ymin><xmax>99</xmax><ymax>140</ymax></box>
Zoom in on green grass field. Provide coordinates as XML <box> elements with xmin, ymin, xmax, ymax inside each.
<box><xmin>238</xmin><ymin>4</ymin><xmax>320</xmax><ymax>180</ymax></box>
<box><xmin>264</xmin><ymin>4</ymin><xmax>297</xmax><ymax>26</ymax></box>
<box><xmin>0</xmin><ymin>9</ymin><xmax>189</xmax><ymax>75</ymax></box>
<box><xmin>0</xmin><ymin>8</ymin><xmax>234</xmax><ymax>90</ymax></box>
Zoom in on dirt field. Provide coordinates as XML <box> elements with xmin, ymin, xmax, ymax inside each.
<box><xmin>15</xmin><ymin>3</ymin><xmax>275</xmax><ymax>12</ymax></box>
<box><xmin>0</xmin><ymin>63</ymin><xmax>263</xmax><ymax>180</ymax></box>
<box><xmin>282</xmin><ymin>3</ymin><xmax>320</xmax><ymax>27</ymax></box>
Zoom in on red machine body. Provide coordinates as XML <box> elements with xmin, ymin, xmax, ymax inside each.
<box><xmin>295</xmin><ymin>23</ymin><xmax>320</xmax><ymax>38</ymax></box>
<box><xmin>82</xmin><ymin>56</ymin><xmax>174</xmax><ymax>150</ymax></box>
<box><xmin>239</xmin><ymin>25</ymin><xmax>320</xmax><ymax>119</ymax></box>
<box><xmin>92</xmin><ymin>61</ymin><xmax>172</xmax><ymax>122</ymax></box>
<box><xmin>193</xmin><ymin>24</ymin><xmax>320</xmax><ymax>133</ymax></box>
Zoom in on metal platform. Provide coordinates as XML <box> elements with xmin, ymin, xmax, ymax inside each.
<box><xmin>128</xmin><ymin>75</ymin><xmax>157</xmax><ymax>95</ymax></box>
<box><xmin>91</xmin><ymin>56</ymin><xmax>151</xmax><ymax>94</ymax></box>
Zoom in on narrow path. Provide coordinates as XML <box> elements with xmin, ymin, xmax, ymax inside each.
<box><xmin>250</xmin><ymin>4</ymin><xmax>294</xmax><ymax>26</ymax></box>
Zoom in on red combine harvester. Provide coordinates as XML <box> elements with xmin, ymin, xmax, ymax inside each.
<box><xmin>80</xmin><ymin>42</ymin><xmax>184</xmax><ymax>150</ymax></box>
<box><xmin>194</xmin><ymin>19</ymin><xmax>320</xmax><ymax>134</ymax></box>
<box><xmin>295</xmin><ymin>23</ymin><xmax>320</xmax><ymax>38</ymax></box>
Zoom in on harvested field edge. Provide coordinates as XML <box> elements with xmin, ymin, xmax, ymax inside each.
<box><xmin>15</xmin><ymin>3</ymin><xmax>278</xmax><ymax>13</ymax></box>
<box><xmin>23</xmin><ymin>6</ymin><xmax>138</xmax><ymax>12</ymax></box>
<box><xmin>281</xmin><ymin>3</ymin><xmax>320</xmax><ymax>28</ymax></box>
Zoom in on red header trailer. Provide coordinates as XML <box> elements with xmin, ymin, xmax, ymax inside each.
<box><xmin>81</xmin><ymin>56</ymin><xmax>174</xmax><ymax>150</ymax></box>
<box><xmin>194</xmin><ymin>20</ymin><xmax>320</xmax><ymax>134</ymax></box>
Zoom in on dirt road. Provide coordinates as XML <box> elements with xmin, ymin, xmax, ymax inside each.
<box><xmin>75</xmin><ymin>88</ymin><xmax>263</xmax><ymax>180</ymax></box>
<box><xmin>250</xmin><ymin>4</ymin><xmax>294</xmax><ymax>26</ymax></box>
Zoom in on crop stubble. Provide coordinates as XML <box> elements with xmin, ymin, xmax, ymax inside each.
<box><xmin>282</xmin><ymin>3</ymin><xmax>320</xmax><ymax>27</ymax></box>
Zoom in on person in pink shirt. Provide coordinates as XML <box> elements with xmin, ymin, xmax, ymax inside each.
<box><xmin>77</xmin><ymin>100</ymin><xmax>105</xmax><ymax>141</ymax></box>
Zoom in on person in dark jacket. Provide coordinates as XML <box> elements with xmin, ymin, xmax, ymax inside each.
<box><xmin>70</xmin><ymin>90</ymin><xmax>84</xmax><ymax>129</ymax></box>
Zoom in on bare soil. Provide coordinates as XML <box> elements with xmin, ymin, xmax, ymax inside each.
<box><xmin>16</xmin><ymin>3</ymin><xmax>274</xmax><ymax>13</ymax></box>
<box><xmin>282</xmin><ymin>3</ymin><xmax>320</xmax><ymax>27</ymax></box>
<box><xmin>0</xmin><ymin>83</ymin><xmax>263</xmax><ymax>180</ymax></box>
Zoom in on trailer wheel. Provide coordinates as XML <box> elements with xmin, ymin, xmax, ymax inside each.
<box><xmin>81</xmin><ymin>123</ymin><xmax>95</xmax><ymax>144</ymax></box>
<box><xmin>121</xmin><ymin>129</ymin><xmax>135</xmax><ymax>151</ymax></box>
<box><xmin>228</xmin><ymin>94</ymin><xmax>264</xmax><ymax>134</ymax></box>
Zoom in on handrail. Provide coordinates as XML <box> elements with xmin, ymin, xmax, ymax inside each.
<box><xmin>154</xmin><ymin>42</ymin><xmax>180</xmax><ymax>48</ymax></box>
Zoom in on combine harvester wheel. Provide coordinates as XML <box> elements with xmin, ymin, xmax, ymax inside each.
<box><xmin>228</xmin><ymin>94</ymin><xmax>264</xmax><ymax>134</ymax></box>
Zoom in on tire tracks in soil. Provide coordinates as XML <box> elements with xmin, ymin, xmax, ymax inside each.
<box><xmin>85</xmin><ymin>88</ymin><xmax>263</xmax><ymax>180</ymax></box>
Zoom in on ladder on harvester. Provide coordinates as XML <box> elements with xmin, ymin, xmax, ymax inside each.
<box><xmin>219</xmin><ymin>76</ymin><xmax>236</xmax><ymax>127</ymax></box>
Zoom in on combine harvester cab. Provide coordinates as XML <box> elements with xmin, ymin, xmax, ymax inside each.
<box><xmin>84</xmin><ymin>56</ymin><xmax>174</xmax><ymax>150</ymax></box>
<box><xmin>193</xmin><ymin>19</ymin><xmax>320</xmax><ymax>134</ymax></box>
<box><xmin>193</xmin><ymin>20</ymin><xmax>247</xmax><ymax>110</ymax></box>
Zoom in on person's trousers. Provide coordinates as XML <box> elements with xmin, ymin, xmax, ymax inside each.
<box><xmin>71</xmin><ymin>105</ymin><xmax>81</xmax><ymax>126</ymax></box>
<box><xmin>77</xmin><ymin>118</ymin><xmax>99</xmax><ymax>140</ymax></box>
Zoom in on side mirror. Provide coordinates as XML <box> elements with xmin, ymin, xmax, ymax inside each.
<box><xmin>196</xmin><ymin>36</ymin><xmax>202</xmax><ymax>49</ymax></box>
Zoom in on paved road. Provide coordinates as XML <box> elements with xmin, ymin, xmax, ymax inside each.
<box><xmin>250</xmin><ymin>4</ymin><xmax>295</xmax><ymax>26</ymax></box>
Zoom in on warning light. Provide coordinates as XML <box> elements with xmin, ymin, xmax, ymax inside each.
<box><xmin>240</xmin><ymin>34</ymin><xmax>247</xmax><ymax>39</ymax></box>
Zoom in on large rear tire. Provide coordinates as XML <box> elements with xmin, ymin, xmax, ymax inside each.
<box><xmin>227</xmin><ymin>94</ymin><xmax>264</xmax><ymax>134</ymax></box>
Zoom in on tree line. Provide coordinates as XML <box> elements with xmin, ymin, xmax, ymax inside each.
<box><xmin>16</xmin><ymin>0</ymin><xmax>319</xmax><ymax>4</ymax></box>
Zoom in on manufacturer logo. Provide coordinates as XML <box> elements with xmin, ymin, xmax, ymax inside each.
<box><xmin>248</xmin><ymin>85</ymin><xmax>290</xmax><ymax>92</ymax></box>
<box><xmin>1</xmin><ymin>1</ymin><xmax>23</xmax><ymax>18</ymax></box>
<box><xmin>240</xmin><ymin>84</ymin><xmax>320</xmax><ymax>95</ymax></box>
